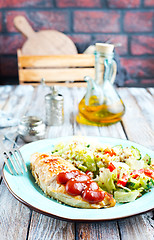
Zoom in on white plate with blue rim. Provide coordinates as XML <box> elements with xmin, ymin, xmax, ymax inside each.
<box><xmin>3</xmin><ymin>136</ymin><xmax>154</xmax><ymax>221</ymax></box>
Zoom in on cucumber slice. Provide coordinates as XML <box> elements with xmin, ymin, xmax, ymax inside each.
<box><xmin>131</xmin><ymin>146</ymin><xmax>141</xmax><ymax>160</ymax></box>
<box><xmin>128</xmin><ymin>178</ymin><xmax>140</xmax><ymax>190</ymax></box>
<box><xmin>77</xmin><ymin>164</ymin><xmax>87</xmax><ymax>172</ymax></box>
<box><xmin>142</xmin><ymin>154</ymin><xmax>151</xmax><ymax>165</ymax></box>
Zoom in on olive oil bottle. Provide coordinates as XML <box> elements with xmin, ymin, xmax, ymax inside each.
<box><xmin>76</xmin><ymin>43</ymin><xmax>125</xmax><ymax>126</ymax></box>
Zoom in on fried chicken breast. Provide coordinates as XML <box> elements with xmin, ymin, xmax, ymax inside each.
<box><xmin>30</xmin><ymin>153</ymin><xmax>116</xmax><ymax>209</ymax></box>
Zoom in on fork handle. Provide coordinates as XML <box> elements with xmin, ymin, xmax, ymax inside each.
<box><xmin>0</xmin><ymin>135</ymin><xmax>6</xmax><ymax>177</ymax></box>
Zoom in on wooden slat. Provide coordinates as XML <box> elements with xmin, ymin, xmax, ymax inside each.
<box><xmin>128</xmin><ymin>88</ymin><xmax>154</xmax><ymax>130</ymax></box>
<box><xmin>28</xmin><ymin>213</ymin><xmax>75</xmax><ymax>240</ymax></box>
<box><xmin>0</xmin><ymin>180</ymin><xmax>31</xmax><ymax>240</ymax></box>
<box><xmin>148</xmin><ymin>87</ymin><xmax>154</xmax><ymax>96</ymax></box>
<box><xmin>21</xmin><ymin>81</ymin><xmax>87</xmax><ymax>88</ymax></box>
<box><xmin>27</xmin><ymin>87</ymin><xmax>76</xmax><ymax>239</ymax></box>
<box><xmin>0</xmin><ymin>85</ymin><xmax>35</xmax><ymax>177</ymax></box>
<box><xmin>76</xmin><ymin>222</ymin><xmax>120</xmax><ymax>240</ymax></box>
<box><xmin>73</xmin><ymin>87</ymin><xmax>154</xmax><ymax>240</ymax></box>
<box><xmin>73</xmin><ymin>87</ymin><xmax>121</xmax><ymax>237</ymax></box>
<box><xmin>18</xmin><ymin>54</ymin><xmax>95</xmax><ymax>68</ymax></box>
<box><xmin>17</xmin><ymin>50</ymin><xmax>95</xmax><ymax>86</ymax></box>
<box><xmin>118</xmin><ymin>215</ymin><xmax>154</xmax><ymax>240</ymax></box>
<box><xmin>119</xmin><ymin>88</ymin><xmax>154</xmax><ymax>150</ymax></box>
<box><xmin>19</xmin><ymin>68</ymin><xmax>95</xmax><ymax>82</ymax></box>
<box><xmin>0</xmin><ymin>86</ymin><xmax>14</xmax><ymax>110</ymax></box>
<box><xmin>1</xmin><ymin>86</ymin><xmax>154</xmax><ymax>240</ymax></box>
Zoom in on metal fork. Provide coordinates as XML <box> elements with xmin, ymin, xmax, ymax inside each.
<box><xmin>0</xmin><ymin>134</ymin><xmax>27</xmax><ymax>175</ymax></box>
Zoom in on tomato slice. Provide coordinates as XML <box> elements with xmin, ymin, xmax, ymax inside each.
<box><xmin>65</xmin><ymin>179</ymin><xmax>85</xmax><ymax>196</ymax></box>
<box><xmin>57</xmin><ymin>169</ymin><xmax>105</xmax><ymax>203</ymax></box>
<box><xmin>144</xmin><ymin>169</ymin><xmax>154</xmax><ymax>179</ymax></box>
<box><xmin>86</xmin><ymin>181</ymin><xmax>99</xmax><ymax>191</ymax></box>
<box><xmin>104</xmin><ymin>148</ymin><xmax>116</xmax><ymax>157</ymax></box>
<box><xmin>82</xmin><ymin>189</ymin><xmax>105</xmax><ymax>203</ymax></box>
<box><xmin>130</xmin><ymin>169</ymin><xmax>144</xmax><ymax>179</ymax></box>
<box><xmin>57</xmin><ymin>170</ymin><xmax>80</xmax><ymax>184</ymax></box>
<box><xmin>108</xmin><ymin>162</ymin><xmax>116</xmax><ymax>172</ymax></box>
<box><xmin>117</xmin><ymin>174</ymin><xmax>128</xmax><ymax>187</ymax></box>
<box><xmin>41</xmin><ymin>154</ymin><xmax>49</xmax><ymax>159</ymax></box>
<box><xmin>75</xmin><ymin>174</ymin><xmax>91</xmax><ymax>182</ymax></box>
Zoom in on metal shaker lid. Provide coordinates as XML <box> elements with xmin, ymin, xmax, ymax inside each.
<box><xmin>45</xmin><ymin>86</ymin><xmax>63</xmax><ymax>101</ymax></box>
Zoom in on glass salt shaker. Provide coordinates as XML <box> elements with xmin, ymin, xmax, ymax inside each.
<box><xmin>18</xmin><ymin>116</ymin><xmax>46</xmax><ymax>142</ymax></box>
<box><xmin>45</xmin><ymin>86</ymin><xmax>64</xmax><ymax>126</ymax></box>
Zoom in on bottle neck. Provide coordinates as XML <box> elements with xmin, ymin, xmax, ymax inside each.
<box><xmin>94</xmin><ymin>51</ymin><xmax>114</xmax><ymax>86</ymax></box>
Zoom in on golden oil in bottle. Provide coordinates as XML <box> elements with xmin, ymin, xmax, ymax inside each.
<box><xmin>76</xmin><ymin>43</ymin><xmax>125</xmax><ymax>126</ymax></box>
<box><xmin>76</xmin><ymin>96</ymin><xmax>125</xmax><ymax>126</ymax></box>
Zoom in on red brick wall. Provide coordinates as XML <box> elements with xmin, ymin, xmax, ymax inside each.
<box><xmin>0</xmin><ymin>0</ymin><xmax>154</xmax><ymax>86</ymax></box>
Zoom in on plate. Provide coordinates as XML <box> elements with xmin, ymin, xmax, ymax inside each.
<box><xmin>3</xmin><ymin>136</ymin><xmax>154</xmax><ymax>221</ymax></box>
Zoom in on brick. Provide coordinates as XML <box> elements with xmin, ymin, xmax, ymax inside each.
<box><xmin>124</xmin><ymin>79</ymin><xmax>138</xmax><ymax>86</ymax></box>
<box><xmin>68</xmin><ymin>34</ymin><xmax>92</xmax><ymax>53</ymax></box>
<box><xmin>6</xmin><ymin>11</ymin><xmax>70</xmax><ymax>33</ymax></box>
<box><xmin>94</xmin><ymin>35</ymin><xmax>128</xmax><ymax>55</ymax></box>
<box><xmin>56</xmin><ymin>0</ymin><xmax>101</xmax><ymax>7</ymax></box>
<box><xmin>124</xmin><ymin>12</ymin><xmax>153</xmax><ymax>32</ymax></box>
<box><xmin>140</xmin><ymin>79</ymin><xmax>154</xmax><ymax>85</ymax></box>
<box><xmin>0</xmin><ymin>12</ymin><xmax>2</xmax><ymax>32</ymax></box>
<box><xmin>6</xmin><ymin>11</ymin><xmax>28</xmax><ymax>32</ymax></box>
<box><xmin>131</xmin><ymin>36</ymin><xmax>154</xmax><ymax>55</ymax></box>
<box><xmin>74</xmin><ymin>11</ymin><xmax>121</xmax><ymax>33</ymax></box>
<box><xmin>144</xmin><ymin>0</ymin><xmax>154</xmax><ymax>6</ymax></box>
<box><xmin>120</xmin><ymin>58</ymin><xmax>154</xmax><ymax>78</ymax></box>
<box><xmin>0</xmin><ymin>35</ymin><xmax>25</xmax><ymax>54</ymax></box>
<box><xmin>108</xmin><ymin>0</ymin><xmax>140</xmax><ymax>8</ymax></box>
<box><xmin>0</xmin><ymin>0</ymin><xmax>47</xmax><ymax>8</ymax></box>
<box><xmin>69</xmin><ymin>34</ymin><xmax>91</xmax><ymax>44</ymax></box>
<box><xmin>0</xmin><ymin>56</ymin><xmax>18</xmax><ymax>77</ymax></box>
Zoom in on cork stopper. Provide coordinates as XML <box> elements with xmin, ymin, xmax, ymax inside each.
<box><xmin>96</xmin><ymin>43</ymin><xmax>114</xmax><ymax>54</ymax></box>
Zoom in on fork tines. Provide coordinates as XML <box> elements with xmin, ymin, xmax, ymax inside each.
<box><xmin>3</xmin><ymin>147</ymin><xmax>27</xmax><ymax>175</ymax></box>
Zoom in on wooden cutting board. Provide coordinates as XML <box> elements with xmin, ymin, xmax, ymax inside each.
<box><xmin>14</xmin><ymin>16</ymin><xmax>78</xmax><ymax>55</ymax></box>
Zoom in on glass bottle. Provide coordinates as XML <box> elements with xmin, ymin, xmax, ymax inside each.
<box><xmin>76</xmin><ymin>43</ymin><xmax>125</xmax><ymax>126</ymax></box>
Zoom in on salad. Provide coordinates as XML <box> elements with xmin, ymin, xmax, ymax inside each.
<box><xmin>52</xmin><ymin>137</ymin><xmax>154</xmax><ymax>203</ymax></box>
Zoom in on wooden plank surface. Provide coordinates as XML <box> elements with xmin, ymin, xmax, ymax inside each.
<box><xmin>118</xmin><ymin>88</ymin><xmax>154</xmax><ymax>150</ymax></box>
<box><xmin>21</xmin><ymin>81</ymin><xmax>87</xmax><ymax>88</ymax></box>
<box><xmin>0</xmin><ymin>86</ymin><xmax>154</xmax><ymax>240</ymax></box>
<box><xmin>28</xmin><ymin>213</ymin><xmax>75</xmax><ymax>240</ymax></box>
<box><xmin>23</xmin><ymin>86</ymin><xmax>76</xmax><ymax>239</ymax></box>
<box><xmin>128</xmin><ymin>88</ymin><xmax>154</xmax><ymax>131</ymax></box>
<box><xmin>0</xmin><ymin>175</ymin><xmax>31</xmax><ymax>240</ymax></box>
<box><xmin>19</xmin><ymin>68</ymin><xmax>95</xmax><ymax>82</ymax></box>
<box><xmin>76</xmin><ymin>222</ymin><xmax>120</xmax><ymax>240</ymax></box>
<box><xmin>74</xmin><ymin>87</ymin><xmax>154</xmax><ymax>240</ymax></box>
<box><xmin>18</xmin><ymin>54</ymin><xmax>95</xmax><ymax>68</ymax></box>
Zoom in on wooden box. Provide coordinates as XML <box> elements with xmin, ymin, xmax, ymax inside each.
<box><xmin>17</xmin><ymin>50</ymin><xmax>95</xmax><ymax>87</ymax></box>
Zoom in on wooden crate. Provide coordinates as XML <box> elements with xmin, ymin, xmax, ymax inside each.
<box><xmin>17</xmin><ymin>49</ymin><xmax>95</xmax><ymax>87</ymax></box>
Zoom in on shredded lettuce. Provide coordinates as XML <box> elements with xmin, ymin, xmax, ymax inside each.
<box><xmin>114</xmin><ymin>190</ymin><xmax>140</xmax><ymax>203</ymax></box>
<box><xmin>52</xmin><ymin>137</ymin><xmax>154</xmax><ymax>203</ymax></box>
<box><xmin>98</xmin><ymin>168</ymin><xmax>116</xmax><ymax>193</ymax></box>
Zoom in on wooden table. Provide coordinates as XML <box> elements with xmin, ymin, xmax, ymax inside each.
<box><xmin>0</xmin><ymin>85</ymin><xmax>154</xmax><ymax>240</ymax></box>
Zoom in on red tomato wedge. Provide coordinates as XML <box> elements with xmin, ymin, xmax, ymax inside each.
<box><xmin>104</xmin><ymin>148</ymin><xmax>116</xmax><ymax>157</ymax></box>
<box><xmin>108</xmin><ymin>162</ymin><xmax>116</xmax><ymax>172</ymax></box>
<box><xmin>117</xmin><ymin>174</ymin><xmax>129</xmax><ymax>187</ymax></box>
